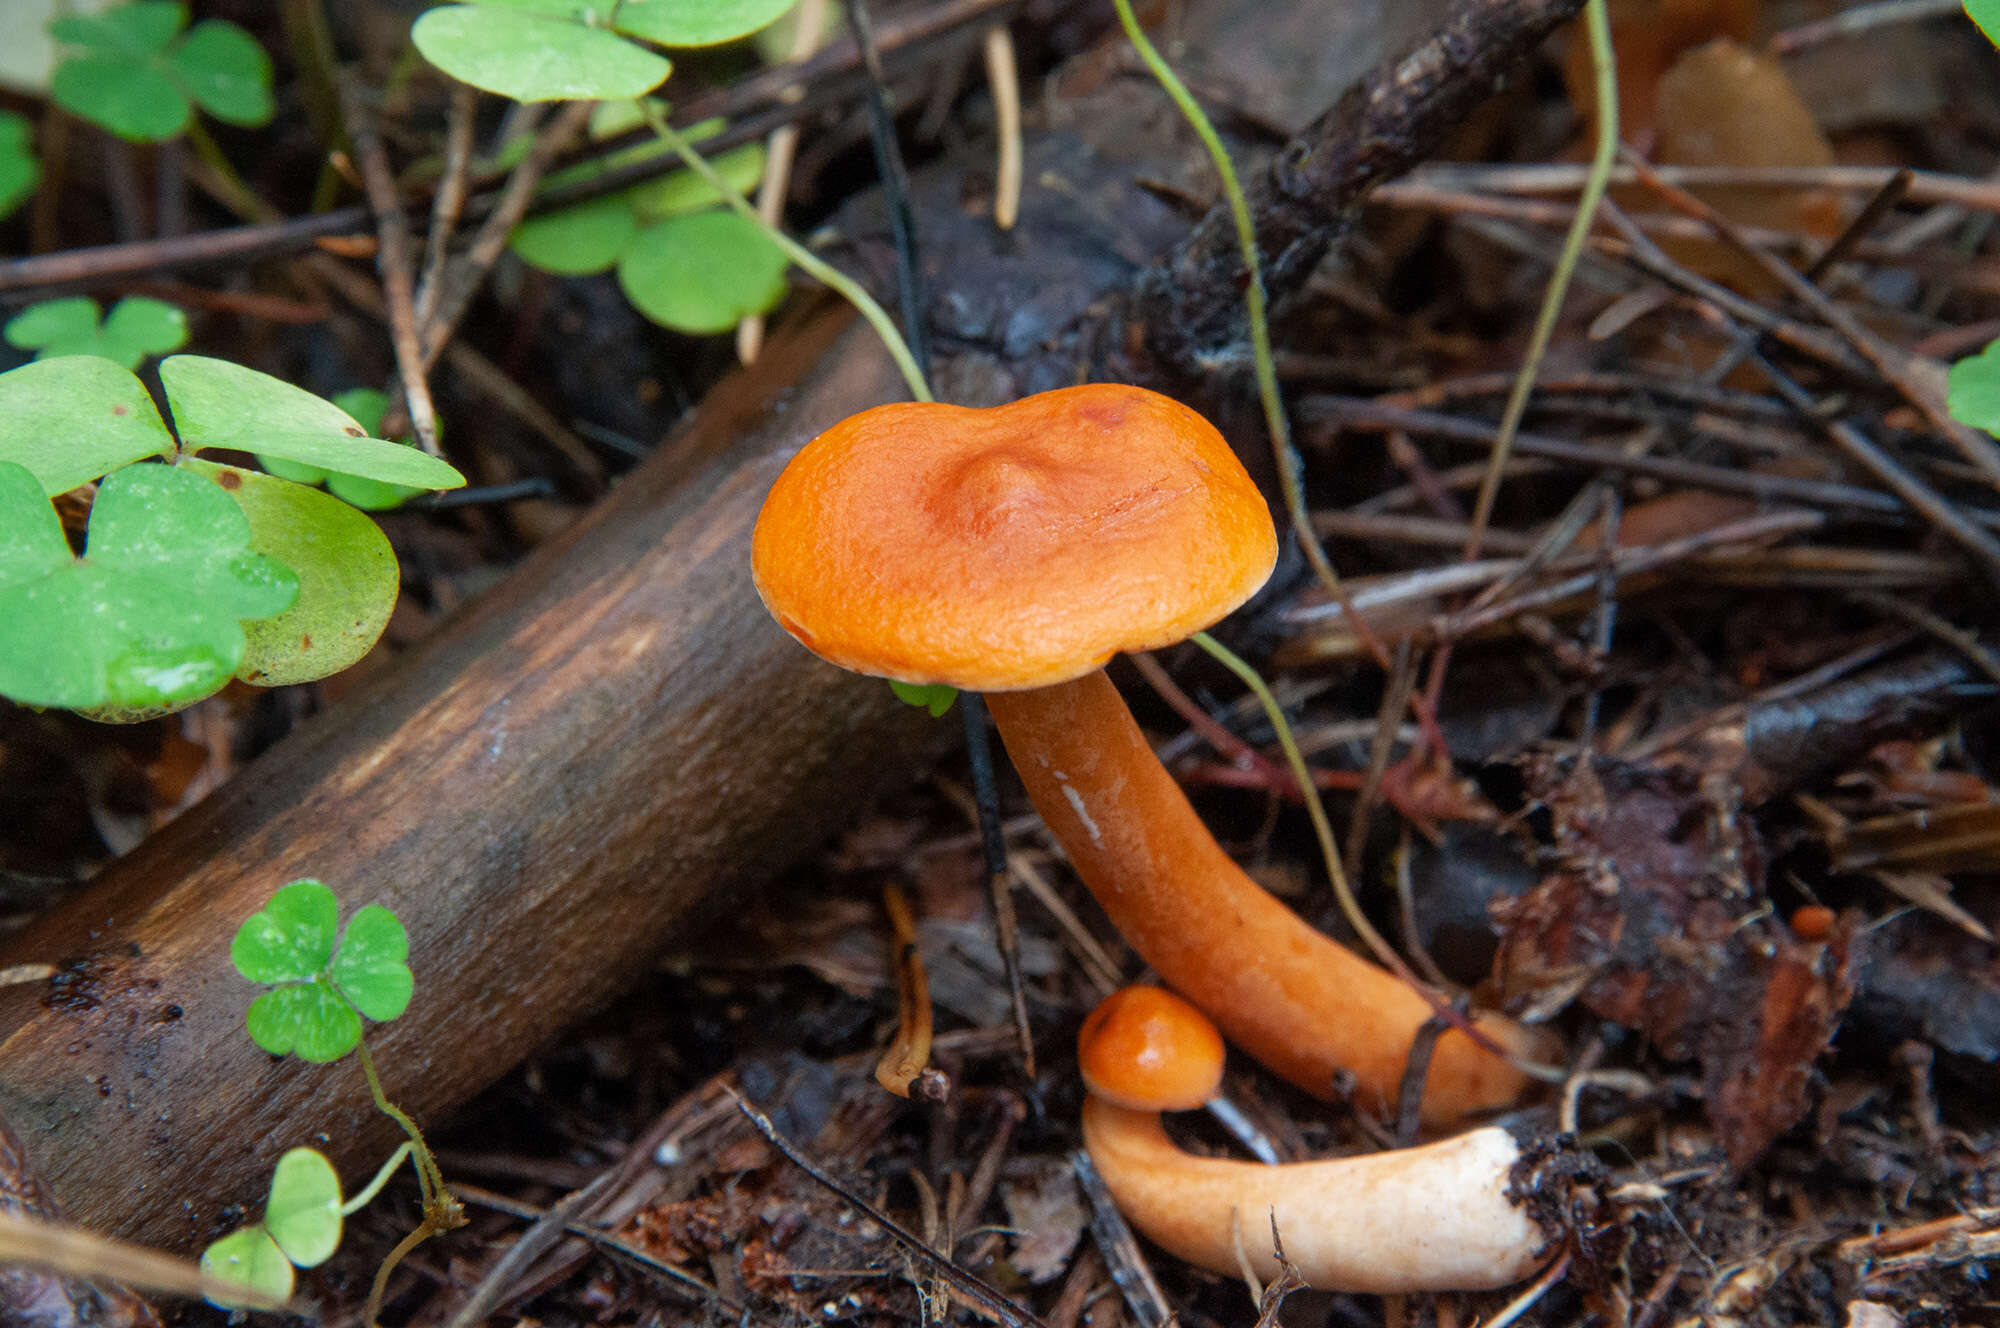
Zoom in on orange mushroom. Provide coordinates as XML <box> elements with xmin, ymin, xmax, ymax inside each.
<box><xmin>1078</xmin><ymin>986</ymin><xmax>1555</xmax><ymax>1293</ymax></box>
<box><xmin>752</xmin><ymin>384</ymin><xmax>1548</xmax><ymax>1123</ymax></box>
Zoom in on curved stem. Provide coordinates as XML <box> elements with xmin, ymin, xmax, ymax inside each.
<box><xmin>1461</xmin><ymin>0</ymin><xmax>1617</xmax><ymax>560</ymax></box>
<box><xmin>353</xmin><ymin>1039</ymin><xmax>454</xmax><ymax>1212</ymax></box>
<box><xmin>986</xmin><ymin>670</ymin><xmax>1551</xmax><ymax>1121</ymax></box>
<box><xmin>1108</xmin><ymin>0</ymin><xmax>1346</xmax><ymax>600</ymax></box>
<box><xmin>638</xmin><ymin>102</ymin><xmax>933</xmax><ymax>402</ymax></box>
<box><xmin>1193</xmin><ymin>632</ymin><xmax>1567</xmax><ymax>1086</ymax></box>
<box><xmin>341</xmin><ymin>1141</ymin><xmax>414</xmax><ymax>1216</ymax></box>
<box><xmin>1190</xmin><ymin>633</ymin><xmax>1395</xmax><ymax>968</ymax></box>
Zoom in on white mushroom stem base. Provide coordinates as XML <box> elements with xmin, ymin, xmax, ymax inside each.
<box><xmin>1082</xmin><ymin>1100</ymin><xmax>1552</xmax><ymax>1293</ymax></box>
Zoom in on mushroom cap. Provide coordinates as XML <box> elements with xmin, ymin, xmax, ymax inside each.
<box><xmin>1078</xmin><ymin>985</ymin><xmax>1225</xmax><ymax>1112</ymax></box>
<box><xmin>751</xmin><ymin>384</ymin><xmax>1277</xmax><ymax>691</ymax></box>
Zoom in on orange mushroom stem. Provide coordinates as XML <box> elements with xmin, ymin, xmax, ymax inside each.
<box><xmin>752</xmin><ymin>384</ymin><xmax>1551</xmax><ymax>1124</ymax></box>
<box><xmin>1079</xmin><ymin>987</ymin><xmax>1556</xmax><ymax>1294</ymax></box>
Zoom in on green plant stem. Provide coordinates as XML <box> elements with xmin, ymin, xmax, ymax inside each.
<box><xmin>1192</xmin><ymin>631</ymin><xmax>1567</xmax><ymax>1082</ymax></box>
<box><xmin>182</xmin><ymin>118</ymin><xmax>273</xmax><ymax>224</ymax></box>
<box><xmin>1190</xmin><ymin>631</ymin><xmax>1398</xmax><ymax>972</ymax></box>
<box><xmin>638</xmin><ymin>102</ymin><xmax>933</xmax><ymax>402</ymax></box>
<box><xmin>352</xmin><ymin>1038</ymin><xmax>450</xmax><ymax>1210</ymax></box>
<box><xmin>341</xmin><ymin>1141</ymin><xmax>414</xmax><ymax>1217</ymax></box>
<box><xmin>1461</xmin><ymin>0</ymin><xmax>1616</xmax><ymax>561</ymax></box>
<box><xmin>1108</xmin><ymin>0</ymin><xmax>1345</xmax><ymax>600</ymax></box>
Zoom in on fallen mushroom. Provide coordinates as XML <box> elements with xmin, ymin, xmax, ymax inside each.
<box><xmin>1078</xmin><ymin>985</ymin><xmax>1558</xmax><ymax>1293</ymax></box>
<box><xmin>752</xmin><ymin>383</ymin><xmax>1551</xmax><ymax>1123</ymax></box>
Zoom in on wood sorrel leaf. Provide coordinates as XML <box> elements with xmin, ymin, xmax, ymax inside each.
<box><xmin>161</xmin><ymin>356</ymin><xmax>465</xmax><ymax>490</ymax></box>
<box><xmin>0</xmin><ymin>461</ymin><xmax>296</xmax><ymax>713</ymax></box>
<box><xmin>0</xmin><ymin>357</ymin><xmax>174</xmax><ymax>495</ymax></box>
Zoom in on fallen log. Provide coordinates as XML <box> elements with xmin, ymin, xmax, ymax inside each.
<box><xmin>0</xmin><ymin>303</ymin><xmax>947</xmax><ymax>1249</ymax></box>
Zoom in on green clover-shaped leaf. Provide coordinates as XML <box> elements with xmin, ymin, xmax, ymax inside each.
<box><xmin>4</xmin><ymin>296</ymin><xmax>189</xmax><ymax>369</ymax></box>
<box><xmin>510</xmin><ymin>116</ymin><xmax>759</xmax><ymax>277</ymax></box>
<box><xmin>231</xmin><ymin>879</ymin><xmax>339</xmax><ymax>983</ymax></box>
<box><xmin>617</xmin><ymin>209</ymin><xmax>789</xmax><ymax>334</ymax></box>
<box><xmin>264</xmin><ymin>1147</ymin><xmax>343</xmax><ymax>1268</ymax></box>
<box><xmin>1949</xmin><ymin>336</ymin><xmax>2000</xmax><ymax>434</ymax></box>
<box><xmin>245</xmin><ymin>980</ymin><xmax>362</xmax><ymax>1062</ymax></box>
<box><xmin>511</xmin><ymin>192</ymin><xmax>639</xmax><ymax>276</ymax></box>
<box><xmin>1969</xmin><ymin>0</ymin><xmax>2000</xmax><ymax>47</ymax></box>
<box><xmin>889</xmin><ymin>680</ymin><xmax>957</xmax><ymax>718</ymax></box>
<box><xmin>235</xmin><ymin>881</ymin><xmax>414</xmax><ymax>1062</ymax></box>
<box><xmin>181</xmin><ymin>463</ymin><xmax>399</xmax><ymax>685</ymax></box>
<box><xmin>0</xmin><ymin>357</ymin><xmax>175</xmax><ymax>496</ymax></box>
<box><xmin>0</xmin><ymin>461</ymin><xmax>298</xmax><ymax>713</ymax></box>
<box><xmin>612</xmin><ymin>0</ymin><xmax>800</xmax><ymax>47</ymax></box>
<box><xmin>50</xmin><ymin>3</ymin><xmax>272</xmax><ymax>143</ymax></box>
<box><xmin>167</xmin><ymin>20</ymin><xmax>274</xmax><ymax>126</ymax></box>
<box><xmin>200</xmin><ymin>1226</ymin><xmax>294</xmax><ymax>1309</ymax></box>
<box><xmin>160</xmin><ymin>356</ymin><xmax>465</xmax><ymax>491</ymax></box>
<box><xmin>411</xmin><ymin>2</ymin><xmax>673</xmax><ymax>103</ymax></box>
<box><xmin>331</xmin><ymin>905</ymin><xmax>413</xmax><ymax>1023</ymax></box>
<box><xmin>0</xmin><ymin>111</ymin><xmax>40</xmax><ymax>221</ymax></box>
<box><xmin>255</xmin><ymin>389</ymin><xmax>425</xmax><ymax>511</ymax></box>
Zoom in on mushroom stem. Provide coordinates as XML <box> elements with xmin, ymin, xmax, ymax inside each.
<box><xmin>1082</xmin><ymin>1099</ymin><xmax>1549</xmax><ymax>1293</ymax></box>
<box><xmin>987</xmin><ymin>670</ymin><xmax>1547</xmax><ymax>1124</ymax></box>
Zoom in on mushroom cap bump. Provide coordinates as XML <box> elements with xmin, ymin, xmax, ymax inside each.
<box><xmin>750</xmin><ymin>384</ymin><xmax>1279</xmax><ymax>691</ymax></box>
<box><xmin>1077</xmin><ymin>985</ymin><xmax>1225</xmax><ymax>1112</ymax></box>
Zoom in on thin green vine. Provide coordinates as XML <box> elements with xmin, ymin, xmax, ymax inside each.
<box><xmin>1461</xmin><ymin>0</ymin><xmax>1617</xmax><ymax>560</ymax></box>
<box><xmin>636</xmin><ymin>101</ymin><xmax>933</xmax><ymax>402</ymax></box>
<box><xmin>1192</xmin><ymin>631</ymin><xmax>1567</xmax><ymax>1082</ymax></box>
<box><xmin>354</xmin><ymin>1038</ymin><xmax>463</xmax><ymax>1327</ymax></box>
<box><xmin>1108</xmin><ymin>0</ymin><xmax>1346</xmax><ymax>599</ymax></box>
<box><xmin>1191</xmin><ymin>631</ymin><xmax>1396</xmax><ymax>969</ymax></box>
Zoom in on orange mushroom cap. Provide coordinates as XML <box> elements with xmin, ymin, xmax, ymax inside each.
<box><xmin>750</xmin><ymin>384</ymin><xmax>1278</xmax><ymax>691</ymax></box>
<box><xmin>1078</xmin><ymin>985</ymin><xmax>1225</xmax><ymax>1112</ymax></box>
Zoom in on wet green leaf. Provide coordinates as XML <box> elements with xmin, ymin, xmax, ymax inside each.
<box><xmin>183</xmin><ymin>462</ymin><xmax>399</xmax><ymax>687</ymax></box>
<box><xmin>264</xmin><ymin>1148</ymin><xmax>342</xmax><ymax>1268</ymax></box>
<box><xmin>200</xmin><ymin>1227</ymin><xmax>293</xmax><ymax>1309</ymax></box>
<box><xmin>411</xmin><ymin>3</ymin><xmax>672</xmax><ymax>102</ymax></box>
<box><xmin>230</xmin><ymin>879</ymin><xmax>339</xmax><ymax>984</ymax></box>
<box><xmin>617</xmin><ymin>209</ymin><xmax>789</xmax><ymax>334</ymax></box>
<box><xmin>0</xmin><ymin>461</ymin><xmax>297</xmax><ymax>713</ymax></box>
<box><xmin>4</xmin><ymin>295</ymin><xmax>188</xmax><ymax>369</ymax></box>
<box><xmin>161</xmin><ymin>356</ymin><xmax>465</xmax><ymax>490</ymax></box>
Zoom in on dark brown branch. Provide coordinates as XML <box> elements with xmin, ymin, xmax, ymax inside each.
<box><xmin>1129</xmin><ymin>0</ymin><xmax>1587</xmax><ymax>378</ymax></box>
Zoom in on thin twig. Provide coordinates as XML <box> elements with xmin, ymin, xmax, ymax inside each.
<box><xmin>414</xmin><ymin>83</ymin><xmax>480</xmax><ymax>327</ymax></box>
<box><xmin>732</xmin><ymin>1091</ymin><xmax>1049</xmax><ymax>1328</ymax></box>
<box><xmin>1767</xmin><ymin>0</ymin><xmax>1964</xmax><ymax>54</ymax></box>
<box><xmin>984</xmin><ymin>24</ymin><xmax>1023</xmax><ymax>229</ymax></box>
<box><xmin>419</xmin><ymin>100</ymin><xmax>590</xmax><ymax>372</ymax></box>
<box><xmin>1749</xmin><ymin>348</ymin><xmax>2000</xmax><ymax>586</ymax></box>
<box><xmin>1073</xmin><ymin>1149</ymin><xmax>1172</xmax><ymax>1328</ymax></box>
<box><xmin>339</xmin><ymin>74</ymin><xmax>441</xmax><ymax>456</ymax></box>
<box><xmin>1621</xmin><ymin>150</ymin><xmax>2000</xmax><ymax>482</ymax></box>
<box><xmin>736</xmin><ymin>0</ymin><xmax>831</xmax><ymax>365</ymax></box>
<box><xmin>850</xmin><ymin>0</ymin><xmax>932</xmax><ymax>373</ymax></box>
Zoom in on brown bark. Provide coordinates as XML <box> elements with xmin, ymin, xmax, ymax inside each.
<box><xmin>0</xmin><ymin>304</ymin><xmax>946</xmax><ymax>1248</ymax></box>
